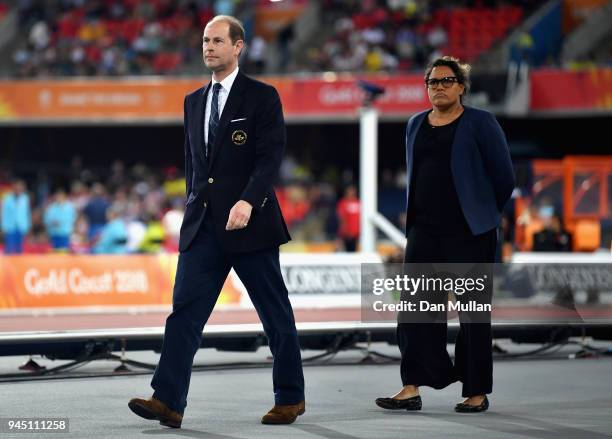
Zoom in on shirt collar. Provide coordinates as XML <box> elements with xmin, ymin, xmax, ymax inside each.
<box><xmin>211</xmin><ymin>66</ymin><xmax>239</xmax><ymax>93</ymax></box>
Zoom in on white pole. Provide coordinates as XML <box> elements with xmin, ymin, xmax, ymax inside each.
<box><xmin>372</xmin><ymin>212</ymin><xmax>407</xmax><ymax>248</ymax></box>
<box><xmin>359</xmin><ymin>107</ymin><xmax>378</xmax><ymax>253</ymax></box>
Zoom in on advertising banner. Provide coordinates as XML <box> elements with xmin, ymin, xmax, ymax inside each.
<box><xmin>2</xmin><ymin>69</ymin><xmax>611</xmax><ymax>121</ymax></box>
<box><xmin>530</xmin><ymin>68</ymin><xmax>612</xmax><ymax>111</ymax></box>
<box><xmin>0</xmin><ymin>75</ymin><xmax>429</xmax><ymax>122</ymax></box>
<box><xmin>0</xmin><ymin>253</ymin><xmax>380</xmax><ymax>311</ymax></box>
<box><xmin>0</xmin><ymin>255</ymin><xmax>240</xmax><ymax>309</ymax></box>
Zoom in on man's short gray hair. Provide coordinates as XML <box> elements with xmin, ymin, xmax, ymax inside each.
<box><xmin>206</xmin><ymin>15</ymin><xmax>245</xmax><ymax>44</ymax></box>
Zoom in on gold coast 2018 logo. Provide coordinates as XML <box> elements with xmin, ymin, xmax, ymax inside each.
<box><xmin>232</xmin><ymin>130</ymin><xmax>247</xmax><ymax>145</ymax></box>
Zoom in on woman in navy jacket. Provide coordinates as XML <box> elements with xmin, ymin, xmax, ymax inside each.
<box><xmin>375</xmin><ymin>57</ymin><xmax>515</xmax><ymax>413</ymax></box>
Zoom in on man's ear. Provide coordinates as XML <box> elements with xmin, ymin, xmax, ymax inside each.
<box><xmin>235</xmin><ymin>39</ymin><xmax>245</xmax><ymax>57</ymax></box>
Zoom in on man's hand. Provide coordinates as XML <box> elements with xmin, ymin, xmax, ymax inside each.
<box><xmin>226</xmin><ymin>200</ymin><xmax>253</xmax><ymax>231</ymax></box>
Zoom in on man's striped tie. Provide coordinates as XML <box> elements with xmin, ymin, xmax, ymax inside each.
<box><xmin>206</xmin><ymin>83</ymin><xmax>222</xmax><ymax>158</ymax></box>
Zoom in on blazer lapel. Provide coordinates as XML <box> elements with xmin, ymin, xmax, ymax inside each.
<box><xmin>406</xmin><ymin>113</ymin><xmax>426</xmax><ymax>158</ymax></box>
<box><xmin>208</xmin><ymin>72</ymin><xmax>246</xmax><ymax>171</ymax></box>
<box><xmin>449</xmin><ymin>108</ymin><xmax>469</xmax><ymax>176</ymax></box>
<box><xmin>192</xmin><ymin>82</ymin><xmax>210</xmax><ymax>166</ymax></box>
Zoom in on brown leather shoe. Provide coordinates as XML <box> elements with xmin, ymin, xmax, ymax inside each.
<box><xmin>128</xmin><ymin>397</ymin><xmax>183</xmax><ymax>428</ymax></box>
<box><xmin>261</xmin><ymin>400</ymin><xmax>305</xmax><ymax>425</ymax></box>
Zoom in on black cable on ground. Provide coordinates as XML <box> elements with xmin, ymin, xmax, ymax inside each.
<box><xmin>0</xmin><ymin>337</ymin><xmax>609</xmax><ymax>383</ymax></box>
<box><xmin>0</xmin><ymin>352</ymin><xmax>110</xmax><ymax>381</ymax></box>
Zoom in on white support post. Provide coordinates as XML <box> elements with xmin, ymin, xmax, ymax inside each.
<box><xmin>359</xmin><ymin>107</ymin><xmax>378</xmax><ymax>253</ymax></box>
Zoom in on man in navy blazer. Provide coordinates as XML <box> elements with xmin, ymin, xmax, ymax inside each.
<box><xmin>404</xmin><ymin>105</ymin><xmax>515</xmax><ymax>237</ymax></box>
<box><xmin>129</xmin><ymin>15</ymin><xmax>305</xmax><ymax>428</ymax></box>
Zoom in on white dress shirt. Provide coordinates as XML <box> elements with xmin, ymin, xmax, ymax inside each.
<box><xmin>204</xmin><ymin>66</ymin><xmax>239</xmax><ymax>145</ymax></box>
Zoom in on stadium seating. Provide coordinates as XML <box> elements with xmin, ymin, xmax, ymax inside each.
<box><xmin>427</xmin><ymin>6</ymin><xmax>523</xmax><ymax>61</ymax></box>
<box><xmin>311</xmin><ymin>2</ymin><xmax>529</xmax><ymax>74</ymax></box>
<box><xmin>11</xmin><ymin>0</ymin><xmax>209</xmax><ymax>76</ymax></box>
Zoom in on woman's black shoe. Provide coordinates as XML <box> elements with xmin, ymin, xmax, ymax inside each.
<box><xmin>454</xmin><ymin>395</ymin><xmax>489</xmax><ymax>413</ymax></box>
<box><xmin>375</xmin><ymin>395</ymin><xmax>422</xmax><ymax>411</ymax></box>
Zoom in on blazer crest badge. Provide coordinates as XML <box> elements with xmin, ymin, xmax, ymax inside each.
<box><xmin>232</xmin><ymin>130</ymin><xmax>247</xmax><ymax>145</ymax></box>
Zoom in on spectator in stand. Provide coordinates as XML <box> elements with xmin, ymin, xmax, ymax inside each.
<box><xmin>532</xmin><ymin>210</ymin><xmax>572</xmax><ymax>252</ymax></box>
<box><xmin>214</xmin><ymin>0</ymin><xmax>235</xmax><ymax>15</ymax></box>
<box><xmin>93</xmin><ymin>204</ymin><xmax>128</xmax><ymax>254</ymax></box>
<box><xmin>336</xmin><ymin>185</ymin><xmax>360</xmax><ymax>252</ymax></box>
<box><xmin>277</xmin><ymin>22</ymin><xmax>295</xmax><ymax>72</ymax></box>
<box><xmin>247</xmin><ymin>35</ymin><xmax>267</xmax><ymax>74</ymax></box>
<box><xmin>29</xmin><ymin>20</ymin><xmax>50</xmax><ymax>51</ymax></box>
<box><xmin>427</xmin><ymin>26</ymin><xmax>448</xmax><ymax>53</ymax></box>
<box><xmin>139</xmin><ymin>213</ymin><xmax>166</xmax><ymax>254</ymax></box>
<box><xmin>70</xmin><ymin>214</ymin><xmax>91</xmax><ymax>254</ymax></box>
<box><xmin>364</xmin><ymin>45</ymin><xmax>398</xmax><ymax>72</ymax></box>
<box><xmin>162</xmin><ymin>199</ymin><xmax>184</xmax><ymax>251</ymax></box>
<box><xmin>126</xmin><ymin>215</ymin><xmax>147</xmax><ymax>253</ymax></box>
<box><xmin>83</xmin><ymin>183</ymin><xmax>110</xmax><ymax>241</ymax></box>
<box><xmin>161</xmin><ymin>166</ymin><xmax>185</xmax><ymax>198</ymax></box>
<box><xmin>1</xmin><ymin>179</ymin><xmax>31</xmax><ymax>254</ymax></box>
<box><xmin>515</xmin><ymin>31</ymin><xmax>535</xmax><ymax>66</ymax></box>
<box><xmin>70</xmin><ymin>181</ymin><xmax>90</xmax><ymax>211</ymax></box>
<box><xmin>23</xmin><ymin>207</ymin><xmax>51</xmax><ymax>254</ymax></box>
<box><xmin>43</xmin><ymin>189</ymin><xmax>77</xmax><ymax>251</ymax></box>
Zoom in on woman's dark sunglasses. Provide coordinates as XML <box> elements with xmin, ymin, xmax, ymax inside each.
<box><xmin>425</xmin><ymin>76</ymin><xmax>460</xmax><ymax>89</ymax></box>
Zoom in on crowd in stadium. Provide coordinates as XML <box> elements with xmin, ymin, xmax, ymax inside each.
<box><xmin>9</xmin><ymin>0</ymin><xmax>544</xmax><ymax>78</ymax></box>
<box><xmin>0</xmin><ymin>162</ymin><xmax>186</xmax><ymax>254</ymax></box>
<box><xmin>4</xmin><ymin>0</ymin><xmax>610</xmax><ymax>78</ymax></box>
<box><xmin>11</xmin><ymin>0</ymin><xmax>218</xmax><ymax>77</ymax></box>
<box><xmin>0</xmin><ymin>159</ymin><xmax>408</xmax><ymax>254</ymax></box>
<box><xmin>305</xmin><ymin>0</ymin><xmax>530</xmax><ymax>73</ymax></box>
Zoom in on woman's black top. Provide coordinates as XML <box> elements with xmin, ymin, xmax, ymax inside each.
<box><xmin>407</xmin><ymin>111</ymin><xmax>472</xmax><ymax>236</ymax></box>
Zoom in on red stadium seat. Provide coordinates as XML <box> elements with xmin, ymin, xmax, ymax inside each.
<box><xmin>439</xmin><ymin>6</ymin><xmax>523</xmax><ymax>61</ymax></box>
<box><xmin>123</xmin><ymin>19</ymin><xmax>145</xmax><ymax>42</ymax></box>
<box><xmin>57</xmin><ymin>13</ymin><xmax>80</xmax><ymax>38</ymax></box>
<box><xmin>153</xmin><ymin>52</ymin><xmax>181</xmax><ymax>74</ymax></box>
<box><xmin>198</xmin><ymin>10</ymin><xmax>214</xmax><ymax>26</ymax></box>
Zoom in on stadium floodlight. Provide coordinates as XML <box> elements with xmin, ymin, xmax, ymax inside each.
<box><xmin>357</xmin><ymin>81</ymin><xmax>407</xmax><ymax>253</ymax></box>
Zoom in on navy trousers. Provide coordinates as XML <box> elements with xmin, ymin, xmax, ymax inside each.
<box><xmin>151</xmin><ymin>214</ymin><xmax>305</xmax><ymax>414</ymax></box>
